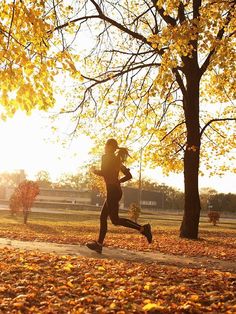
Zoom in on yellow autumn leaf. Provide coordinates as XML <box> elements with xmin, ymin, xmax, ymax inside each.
<box><xmin>97</xmin><ymin>266</ymin><xmax>105</xmax><ymax>271</ymax></box>
<box><xmin>109</xmin><ymin>302</ymin><xmax>117</xmax><ymax>309</ymax></box>
<box><xmin>108</xmin><ymin>278</ymin><xmax>115</xmax><ymax>282</ymax></box>
<box><xmin>67</xmin><ymin>281</ymin><xmax>74</xmax><ymax>288</ymax></box>
<box><xmin>143</xmin><ymin>303</ymin><xmax>164</xmax><ymax>311</ymax></box>
<box><xmin>144</xmin><ymin>283</ymin><xmax>152</xmax><ymax>291</ymax></box>
<box><xmin>63</xmin><ymin>263</ymin><xmax>73</xmax><ymax>272</ymax></box>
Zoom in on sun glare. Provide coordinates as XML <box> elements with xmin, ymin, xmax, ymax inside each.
<box><xmin>0</xmin><ymin>111</ymin><xmax>93</xmax><ymax>180</ymax></box>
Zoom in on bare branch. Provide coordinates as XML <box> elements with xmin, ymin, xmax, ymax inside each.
<box><xmin>7</xmin><ymin>0</ymin><xmax>16</xmax><ymax>50</ymax></box>
<box><xmin>53</xmin><ymin>15</ymin><xmax>100</xmax><ymax>32</ymax></box>
<box><xmin>81</xmin><ymin>62</ymin><xmax>161</xmax><ymax>84</ymax></box>
<box><xmin>143</xmin><ymin>0</ymin><xmax>159</xmax><ymax>34</ymax></box>
<box><xmin>161</xmin><ymin>121</ymin><xmax>186</xmax><ymax>142</ymax></box>
<box><xmin>52</xmin><ymin>0</ymin><xmax>66</xmax><ymax>50</ymax></box>
<box><xmin>207</xmin><ymin>124</ymin><xmax>226</xmax><ymax>139</ymax></box>
<box><xmin>90</xmin><ymin>0</ymin><xmax>148</xmax><ymax>43</ymax></box>
<box><xmin>200</xmin><ymin>118</ymin><xmax>236</xmax><ymax>138</ymax></box>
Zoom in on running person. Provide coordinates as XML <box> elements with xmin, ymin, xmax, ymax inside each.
<box><xmin>86</xmin><ymin>138</ymin><xmax>152</xmax><ymax>253</ymax></box>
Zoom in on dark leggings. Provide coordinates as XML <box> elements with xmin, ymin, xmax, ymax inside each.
<box><xmin>98</xmin><ymin>184</ymin><xmax>141</xmax><ymax>244</ymax></box>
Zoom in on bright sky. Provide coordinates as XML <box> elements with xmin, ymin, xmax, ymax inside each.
<box><xmin>0</xmin><ymin>110</ymin><xmax>235</xmax><ymax>193</ymax></box>
<box><xmin>0</xmin><ymin>111</ymin><xmax>92</xmax><ymax>180</ymax></box>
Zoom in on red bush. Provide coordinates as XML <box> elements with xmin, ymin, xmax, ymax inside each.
<box><xmin>9</xmin><ymin>180</ymin><xmax>39</xmax><ymax>224</ymax></box>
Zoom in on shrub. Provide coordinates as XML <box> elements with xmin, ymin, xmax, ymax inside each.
<box><xmin>128</xmin><ymin>203</ymin><xmax>141</xmax><ymax>223</ymax></box>
<box><xmin>9</xmin><ymin>180</ymin><xmax>39</xmax><ymax>224</ymax></box>
<box><xmin>208</xmin><ymin>211</ymin><xmax>220</xmax><ymax>226</ymax></box>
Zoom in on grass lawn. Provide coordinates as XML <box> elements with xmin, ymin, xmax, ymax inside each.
<box><xmin>1</xmin><ymin>206</ymin><xmax>236</xmax><ymax>228</ymax></box>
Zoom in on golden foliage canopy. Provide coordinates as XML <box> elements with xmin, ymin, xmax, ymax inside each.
<box><xmin>55</xmin><ymin>0</ymin><xmax>235</xmax><ymax>175</ymax></box>
<box><xmin>0</xmin><ymin>0</ymin><xmax>79</xmax><ymax>118</ymax></box>
<box><xmin>1</xmin><ymin>0</ymin><xmax>235</xmax><ymax>175</ymax></box>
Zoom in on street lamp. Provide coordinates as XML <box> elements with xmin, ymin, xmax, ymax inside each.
<box><xmin>138</xmin><ymin>147</ymin><xmax>143</xmax><ymax>208</ymax></box>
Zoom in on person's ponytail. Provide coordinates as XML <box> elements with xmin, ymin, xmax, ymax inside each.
<box><xmin>116</xmin><ymin>147</ymin><xmax>130</xmax><ymax>162</ymax></box>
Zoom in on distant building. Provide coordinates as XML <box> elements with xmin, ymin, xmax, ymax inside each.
<box><xmin>91</xmin><ymin>186</ymin><xmax>163</xmax><ymax>210</ymax></box>
<box><xmin>36</xmin><ymin>188</ymin><xmax>91</xmax><ymax>204</ymax></box>
<box><xmin>122</xmin><ymin>187</ymin><xmax>163</xmax><ymax>209</ymax></box>
<box><xmin>0</xmin><ymin>186</ymin><xmax>164</xmax><ymax>210</ymax></box>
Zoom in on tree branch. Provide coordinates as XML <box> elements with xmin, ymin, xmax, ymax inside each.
<box><xmin>172</xmin><ymin>69</ymin><xmax>187</xmax><ymax>99</ymax></box>
<box><xmin>53</xmin><ymin>15</ymin><xmax>100</xmax><ymax>32</ymax></box>
<box><xmin>81</xmin><ymin>62</ymin><xmax>161</xmax><ymax>83</ymax></box>
<box><xmin>7</xmin><ymin>0</ymin><xmax>16</xmax><ymax>50</ymax></box>
<box><xmin>90</xmin><ymin>0</ymin><xmax>148</xmax><ymax>44</ymax></box>
<box><xmin>161</xmin><ymin>121</ymin><xmax>186</xmax><ymax>142</ymax></box>
<box><xmin>151</xmin><ymin>0</ymin><xmax>176</xmax><ymax>26</ymax></box>
<box><xmin>193</xmin><ymin>0</ymin><xmax>202</xmax><ymax>19</ymax></box>
<box><xmin>177</xmin><ymin>1</ymin><xmax>186</xmax><ymax>24</ymax></box>
<box><xmin>199</xmin><ymin>28</ymin><xmax>225</xmax><ymax>76</ymax></box>
<box><xmin>200</xmin><ymin>2</ymin><xmax>235</xmax><ymax>76</ymax></box>
<box><xmin>200</xmin><ymin>118</ymin><xmax>236</xmax><ymax>138</ymax></box>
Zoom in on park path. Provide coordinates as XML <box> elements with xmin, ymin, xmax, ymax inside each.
<box><xmin>0</xmin><ymin>237</ymin><xmax>235</xmax><ymax>273</ymax></box>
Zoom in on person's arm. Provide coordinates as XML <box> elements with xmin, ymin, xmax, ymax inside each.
<box><xmin>92</xmin><ymin>155</ymin><xmax>106</xmax><ymax>176</ymax></box>
<box><xmin>92</xmin><ymin>169</ymin><xmax>103</xmax><ymax>176</ymax></box>
<box><xmin>119</xmin><ymin>164</ymin><xmax>132</xmax><ymax>183</ymax></box>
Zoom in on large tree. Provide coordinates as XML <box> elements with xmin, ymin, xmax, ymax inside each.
<box><xmin>1</xmin><ymin>1</ymin><xmax>235</xmax><ymax>239</ymax></box>
<box><xmin>57</xmin><ymin>0</ymin><xmax>235</xmax><ymax>239</ymax></box>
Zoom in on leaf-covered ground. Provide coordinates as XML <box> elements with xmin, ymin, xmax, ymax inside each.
<box><xmin>0</xmin><ymin>247</ymin><xmax>235</xmax><ymax>314</ymax></box>
<box><xmin>0</xmin><ymin>223</ymin><xmax>235</xmax><ymax>261</ymax></box>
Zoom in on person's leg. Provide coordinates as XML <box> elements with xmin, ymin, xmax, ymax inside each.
<box><xmin>107</xmin><ymin>186</ymin><xmax>152</xmax><ymax>243</ymax></box>
<box><xmin>97</xmin><ymin>201</ymin><xmax>109</xmax><ymax>244</ymax></box>
<box><xmin>109</xmin><ymin>204</ymin><xmax>152</xmax><ymax>243</ymax></box>
<box><xmin>86</xmin><ymin>201</ymin><xmax>109</xmax><ymax>253</ymax></box>
<box><xmin>109</xmin><ymin>202</ymin><xmax>141</xmax><ymax>230</ymax></box>
<box><xmin>107</xmin><ymin>191</ymin><xmax>141</xmax><ymax>231</ymax></box>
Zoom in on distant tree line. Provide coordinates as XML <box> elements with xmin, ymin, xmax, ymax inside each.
<box><xmin>200</xmin><ymin>188</ymin><xmax>236</xmax><ymax>213</ymax></box>
<box><xmin>0</xmin><ymin>170</ymin><xmax>235</xmax><ymax>212</ymax></box>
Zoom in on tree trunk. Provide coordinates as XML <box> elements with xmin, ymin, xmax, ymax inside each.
<box><xmin>180</xmin><ymin>69</ymin><xmax>201</xmax><ymax>239</ymax></box>
<box><xmin>23</xmin><ymin>209</ymin><xmax>28</xmax><ymax>224</ymax></box>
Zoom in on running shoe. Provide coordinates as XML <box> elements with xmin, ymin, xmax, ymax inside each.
<box><xmin>141</xmin><ymin>224</ymin><xmax>153</xmax><ymax>243</ymax></box>
<box><xmin>86</xmin><ymin>241</ymin><xmax>103</xmax><ymax>253</ymax></box>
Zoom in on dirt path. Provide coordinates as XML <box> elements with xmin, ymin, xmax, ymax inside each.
<box><xmin>0</xmin><ymin>237</ymin><xmax>235</xmax><ymax>273</ymax></box>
